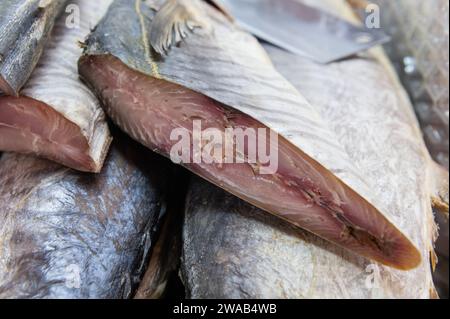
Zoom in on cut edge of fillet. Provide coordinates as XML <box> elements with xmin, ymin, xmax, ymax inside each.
<box><xmin>0</xmin><ymin>95</ymin><xmax>112</xmax><ymax>172</ymax></box>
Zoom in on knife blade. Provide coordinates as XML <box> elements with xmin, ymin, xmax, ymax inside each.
<box><xmin>212</xmin><ymin>0</ymin><xmax>390</xmax><ymax>63</ymax></box>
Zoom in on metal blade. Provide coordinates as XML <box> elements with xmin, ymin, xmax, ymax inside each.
<box><xmin>214</xmin><ymin>0</ymin><xmax>390</xmax><ymax>63</ymax></box>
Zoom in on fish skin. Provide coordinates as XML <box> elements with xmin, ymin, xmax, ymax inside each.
<box><xmin>180</xmin><ymin>0</ymin><xmax>446</xmax><ymax>298</ymax></box>
<box><xmin>0</xmin><ymin>132</ymin><xmax>172</xmax><ymax>299</ymax></box>
<box><xmin>365</xmin><ymin>0</ymin><xmax>449</xmax><ymax>298</ymax></box>
<box><xmin>0</xmin><ymin>0</ymin><xmax>112</xmax><ymax>172</ymax></box>
<box><xmin>182</xmin><ymin>177</ymin><xmax>326</xmax><ymax>299</ymax></box>
<box><xmin>79</xmin><ymin>0</ymin><xmax>420</xmax><ymax>269</ymax></box>
<box><xmin>0</xmin><ymin>0</ymin><xmax>67</xmax><ymax>96</ymax></box>
<box><xmin>366</xmin><ymin>0</ymin><xmax>449</xmax><ymax>169</ymax></box>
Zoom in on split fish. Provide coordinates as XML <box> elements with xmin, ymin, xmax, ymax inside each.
<box><xmin>0</xmin><ymin>0</ymin><xmax>112</xmax><ymax>172</ymax></box>
<box><xmin>180</xmin><ymin>0</ymin><xmax>448</xmax><ymax>299</ymax></box>
<box><xmin>79</xmin><ymin>0</ymin><xmax>421</xmax><ymax>269</ymax></box>
<box><xmin>0</xmin><ymin>0</ymin><xmax>66</xmax><ymax>96</ymax></box>
<box><xmin>0</xmin><ymin>132</ymin><xmax>172</xmax><ymax>299</ymax></box>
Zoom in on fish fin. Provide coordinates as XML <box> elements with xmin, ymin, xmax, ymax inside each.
<box><xmin>430</xmin><ymin>162</ymin><xmax>449</xmax><ymax>217</ymax></box>
<box><xmin>149</xmin><ymin>0</ymin><xmax>208</xmax><ymax>55</ymax></box>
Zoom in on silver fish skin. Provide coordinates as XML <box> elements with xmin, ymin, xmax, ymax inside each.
<box><xmin>363</xmin><ymin>0</ymin><xmax>449</xmax><ymax>169</ymax></box>
<box><xmin>0</xmin><ymin>0</ymin><xmax>67</xmax><ymax>96</ymax></box>
<box><xmin>0</xmin><ymin>0</ymin><xmax>112</xmax><ymax>173</ymax></box>
<box><xmin>360</xmin><ymin>0</ymin><xmax>450</xmax><ymax>297</ymax></box>
<box><xmin>181</xmin><ymin>0</ymin><xmax>447</xmax><ymax>299</ymax></box>
<box><xmin>79</xmin><ymin>0</ymin><xmax>420</xmax><ymax>269</ymax></box>
<box><xmin>0</xmin><ymin>134</ymin><xmax>172</xmax><ymax>299</ymax></box>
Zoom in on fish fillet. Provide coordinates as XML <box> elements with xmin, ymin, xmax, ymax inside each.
<box><xmin>0</xmin><ymin>132</ymin><xmax>171</xmax><ymax>299</ymax></box>
<box><xmin>0</xmin><ymin>0</ymin><xmax>112</xmax><ymax>172</ymax></box>
<box><xmin>0</xmin><ymin>0</ymin><xmax>66</xmax><ymax>96</ymax></box>
<box><xmin>181</xmin><ymin>0</ymin><xmax>447</xmax><ymax>299</ymax></box>
<box><xmin>79</xmin><ymin>0</ymin><xmax>420</xmax><ymax>269</ymax></box>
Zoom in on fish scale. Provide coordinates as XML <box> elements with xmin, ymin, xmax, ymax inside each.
<box><xmin>368</xmin><ymin>0</ymin><xmax>449</xmax><ymax>168</ymax></box>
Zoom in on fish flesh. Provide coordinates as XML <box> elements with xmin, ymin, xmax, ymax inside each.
<box><xmin>0</xmin><ymin>0</ymin><xmax>112</xmax><ymax>172</ymax></box>
<box><xmin>180</xmin><ymin>0</ymin><xmax>448</xmax><ymax>299</ymax></box>
<box><xmin>0</xmin><ymin>132</ymin><xmax>172</xmax><ymax>299</ymax></box>
<box><xmin>0</xmin><ymin>0</ymin><xmax>66</xmax><ymax>96</ymax></box>
<box><xmin>353</xmin><ymin>0</ymin><xmax>449</xmax><ymax>168</ymax></box>
<box><xmin>79</xmin><ymin>0</ymin><xmax>420</xmax><ymax>269</ymax></box>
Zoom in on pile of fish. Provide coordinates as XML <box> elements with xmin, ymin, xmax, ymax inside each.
<box><xmin>0</xmin><ymin>0</ymin><xmax>448</xmax><ymax>299</ymax></box>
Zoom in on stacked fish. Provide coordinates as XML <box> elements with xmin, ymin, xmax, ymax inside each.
<box><xmin>0</xmin><ymin>0</ymin><xmax>448</xmax><ymax>299</ymax></box>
